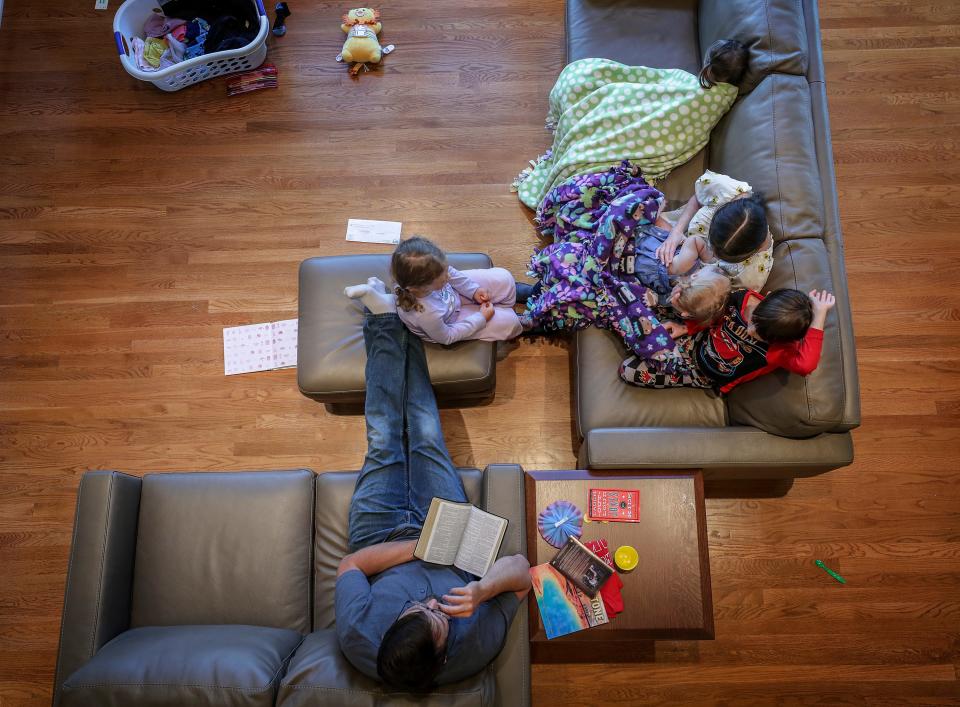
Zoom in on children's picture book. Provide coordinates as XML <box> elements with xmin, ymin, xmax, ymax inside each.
<box><xmin>414</xmin><ymin>497</ymin><xmax>508</xmax><ymax>578</ymax></box>
<box><xmin>549</xmin><ymin>536</ymin><xmax>614</xmax><ymax>597</ymax></box>
<box><xmin>223</xmin><ymin>319</ymin><xmax>298</xmax><ymax>375</ymax></box>
<box><xmin>588</xmin><ymin>488</ymin><xmax>641</xmax><ymax>522</ymax></box>
<box><xmin>345</xmin><ymin>218</ymin><xmax>402</xmax><ymax>245</ymax></box>
<box><xmin>529</xmin><ymin>563</ymin><xmax>609</xmax><ymax>639</ymax></box>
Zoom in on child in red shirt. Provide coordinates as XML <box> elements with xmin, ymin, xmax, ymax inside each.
<box><xmin>619</xmin><ymin>288</ymin><xmax>835</xmax><ymax>392</ymax></box>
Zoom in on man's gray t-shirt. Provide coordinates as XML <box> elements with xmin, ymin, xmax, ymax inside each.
<box><xmin>335</xmin><ymin>561</ymin><xmax>520</xmax><ymax>684</ymax></box>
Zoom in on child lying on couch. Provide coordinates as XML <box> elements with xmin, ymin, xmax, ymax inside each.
<box><xmin>620</xmin><ymin>288</ymin><xmax>836</xmax><ymax>393</ymax></box>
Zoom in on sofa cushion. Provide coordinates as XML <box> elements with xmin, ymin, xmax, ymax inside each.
<box><xmin>60</xmin><ymin>625</ymin><xmax>302</xmax><ymax>707</ymax></box>
<box><xmin>566</xmin><ymin>0</ymin><xmax>700</xmax><ymax>74</ymax></box>
<box><xmin>710</xmin><ymin>74</ymin><xmax>824</xmax><ymax>243</ymax></box>
<box><xmin>657</xmin><ymin>149</ymin><xmax>708</xmax><ymax>209</ymax></box>
<box><xmin>726</xmin><ymin>239</ymin><xmax>846</xmax><ymax>438</ymax></box>
<box><xmin>131</xmin><ymin>471</ymin><xmax>314</xmax><ymax>633</ymax></box>
<box><xmin>298</xmin><ymin>254</ymin><xmax>496</xmax><ymax>405</ymax></box>
<box><xmin>574</xmin><ymin>327</ymin><xmax>728</xmax><ymax>436</ymax></box>
<box><xmin>277</xmin><ymin>630</ymin><xmax>494</xmax><ymax>707</ymax></box>
<box><xmin>699</xmin><ymin>0</ymin><xmax>808</xmax><ymax>94</ymax></box>
<box><xmin>313</xmin><ymin>469</ymin><xmax>483</xmax><ymax>631</ymax></box>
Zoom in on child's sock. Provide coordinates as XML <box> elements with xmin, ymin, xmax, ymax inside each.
<box><xmin>366</xmin><ymin>276</ymin><xmax>387</xmax><ymax>294</ymax></box>
<box><xmin>344</xmin><ymin>283</ymin><xmax>397</xmax><ymax>314</ymax></box>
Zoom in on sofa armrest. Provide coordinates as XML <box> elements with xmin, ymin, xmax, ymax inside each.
<box><xmin>53</xmin><ymin>471</ymin><xmax>142</xmax><ymax>706</ymax></box>
<box><xmin>581</xmin><ymin>428</ymin><xmax>854</xmax><ymax>479</ymax></box>
<box><xmin>481</xmin><ymin>464</ymin><xmax>529</xmax><ymax>707</ymax></box>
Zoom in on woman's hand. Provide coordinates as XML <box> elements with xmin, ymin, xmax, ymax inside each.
<box><xmin>480</xmin><ymin>301</ymin><xmax>495</xmax><ymax>321</ymax></box>
<box><xmin>474</xmin><ymin>288</ymin><xmax>490</xmax><ymax>304</ymax></box>
<box><xmin>657</xmin><ymin>230</ymin><xmax>685</xmax><ymax>267</ymax></box>
<box><xmin>663</xmin><ymin>321</ymin><xmax>688</xmax><ymax>339</ymax></box>
<box><xmin>439</xmin><ymin>581</ymin><xmax>484</xmax><ymax>618</ymax></box>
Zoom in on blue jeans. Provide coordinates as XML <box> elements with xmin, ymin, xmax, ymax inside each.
<box><xmin>348</xmin><ymin>313</ymin><xmax>468</xmax><ymax>551</ymax></box>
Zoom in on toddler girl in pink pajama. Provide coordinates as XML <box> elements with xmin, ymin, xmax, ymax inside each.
<box><xmin>344</xmin><ymin>236</ymin><xmax>524</xmax><ymax>345</ymax></box>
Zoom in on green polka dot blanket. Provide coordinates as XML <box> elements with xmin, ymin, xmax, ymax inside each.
<box><xmin>514</xmin><ymin>59</ymin><xmax>738</xmax><ymax>210</ymax></box>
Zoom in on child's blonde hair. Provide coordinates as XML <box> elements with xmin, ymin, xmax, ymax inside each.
<box><xmin>674</xmin><ymin>266</ymin><xmax>731</xmax><ymax>325</ymax></box>
<box><xmin>390</xmin><ymin>236</ymin><xmax>447</xmax><ymax>312</ymax></box>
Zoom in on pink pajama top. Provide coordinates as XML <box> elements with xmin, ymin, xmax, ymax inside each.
<box><xmin>397</xmin><ymin>266</ymin><xmax>486</xmax><ymax>345</ymax></box>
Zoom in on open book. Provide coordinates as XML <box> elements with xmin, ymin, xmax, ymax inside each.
<box><xmin>414</xmin><ymin>497</ymin><xmax>508</xmax><ymax>578</ymax></box>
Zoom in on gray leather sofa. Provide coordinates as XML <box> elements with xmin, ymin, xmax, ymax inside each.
<box><xmin>568</xmin><ymin>0</ymin><xmax>860</xmax><ymax>478</ymax></box>
<box><xmin>298</xmin><ymin>254</ymin><xmax>497</xmax><ymax>413</ymax></box>
<box><xmin>54</xmin><ymin>467</ymin><xmax>529</xmax><ymax>707</ymax></box>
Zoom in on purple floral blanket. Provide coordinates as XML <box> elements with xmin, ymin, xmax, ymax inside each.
<box><xmin>521</xmin><ymin>162</ymin><xmax>675</xmax><ymax>357</ymax></box>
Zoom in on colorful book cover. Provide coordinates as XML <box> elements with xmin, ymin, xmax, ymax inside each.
<box><xmin>549</xmin><ymin>536</ymin><xmax>614</xmax><ymax>598</ymax></box>
<box><xmin>529</xmin><ymin>563</ymin><xmax>609</xmax><ymax>639</ymax></box>
<box><xmin>588</xmin><ymin>488</ymin><xmax>641</xmax><ymax>522</ymax></box>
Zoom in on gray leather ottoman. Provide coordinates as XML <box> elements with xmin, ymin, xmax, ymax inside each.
<box><xmin>298</xmin><ymin>254</ymin><xmax>497</xmax><ymax>412</ymax></box>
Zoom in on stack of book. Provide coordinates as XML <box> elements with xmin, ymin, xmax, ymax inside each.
<box><xmin>529</xmin><ymin>537</ymin><xmax>615</xmax><ymax>639</ymax></box>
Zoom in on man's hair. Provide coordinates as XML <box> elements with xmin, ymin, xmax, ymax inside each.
<box><xmin>752</xmin><ymin>289</ymin><xmax>813</xmax><ymax>342</ymax></box>
<box><xmin>376</xmin><ymin>612</ymin><xmax>445</xmax><ymax>691</ymax></box>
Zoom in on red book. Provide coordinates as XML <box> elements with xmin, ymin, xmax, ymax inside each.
<box><xmin>588</xmin><ymin>488</ymin><xmax>640</xmax><ymax>522</ymax></box>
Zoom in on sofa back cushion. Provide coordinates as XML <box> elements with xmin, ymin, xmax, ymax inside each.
<box><xmin>710</xmin><ymin>73</ymin><xmax>825</xmax><ymax>243</ymax></box>
<box><xmin>699</xmin><ymin>0</ymin><xmax>808</xmax><ymax>94</ymax></box>
<box><xmin>277</xmin><ymin>630</ymin><xmax>494</xmax><ymax>707</ymax></box>
<box><xmin>61</xmin><ymin>625</ymin><xmax>302</xmax><ymax>707</ymax></box>
<box><xmin>313</xmin><ymin>469</ymin><xmax>483</xmax><ymax>631</ymax></box>
<box><xmin>566</xmin><ymin>0</ymin><xmax>700</xmax><ymax>73</ymax></box>
<box><xmin>131</xmin><ymin>470</ymin><xmax>315</xmax><ymax>633</ymax></box>
<box><xmin>726</xmin><ymin>239</ymin><xmax>848</xmax><ymax>437</ymax></box>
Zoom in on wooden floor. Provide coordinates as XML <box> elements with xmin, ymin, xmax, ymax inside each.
<box><xmin>1</xmin><ymin>0</ymin><xmax>958</xmax><ymax>704</ymax></box>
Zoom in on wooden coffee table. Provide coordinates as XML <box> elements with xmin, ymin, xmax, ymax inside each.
<box><xmin>524</xmin><ymin>470</ymin><xmax>713</xmax><ymax>662</ymax></box>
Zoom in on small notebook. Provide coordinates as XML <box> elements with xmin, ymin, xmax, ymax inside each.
<box><xmin>223</xmin><ymin>319</ymin><xmax>298</xmax><ymax>375</ymax></box>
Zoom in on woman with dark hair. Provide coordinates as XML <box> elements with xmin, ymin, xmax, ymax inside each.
<box><xmin>656</xmin><ymin>170</ymin><xmax>774</xmax><ymax>292</ymax></box>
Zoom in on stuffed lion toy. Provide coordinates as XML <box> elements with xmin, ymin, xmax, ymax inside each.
<box><xmin>337</xmin><ymin>8</ymin><xmax>395</xmax><ymax>76</ymax></box>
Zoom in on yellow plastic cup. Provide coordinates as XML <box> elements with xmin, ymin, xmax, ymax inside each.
<box><xmin>614</xmin><ymin>545</ymin><xmax>639</xmax><ymax>571</ymax></box>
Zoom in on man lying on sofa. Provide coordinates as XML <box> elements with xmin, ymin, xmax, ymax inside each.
<box><xmin>335</xmin><ymin>282</ymin><xmax>531</xmax><ymax>691</ymax></box>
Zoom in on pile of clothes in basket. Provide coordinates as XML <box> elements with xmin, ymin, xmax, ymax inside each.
<box><xmin>132</xmin><ymin>0</ymin><xmax>259</xmax><ymax>72</ymax></box>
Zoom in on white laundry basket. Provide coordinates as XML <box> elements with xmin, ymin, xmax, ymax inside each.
<box><xmin>114</xmin><ymin>0</ymin><xmax>269</xmax><ymax>91</ymax></box>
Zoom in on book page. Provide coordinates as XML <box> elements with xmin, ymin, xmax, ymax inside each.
<box><xmin>269</xmin><ymin>319</ymin><xmax>298</xmax><ymax>369</ymax></box>
<box><xmin>223</xmin><ymin>322</ymin><xmax>274</xmax><ymax>375</ymax></box>
<box><xmin>223</xmin><ymin>319</ymin><xmax>298</xmax><ymax>375</ymax></box>
<box><xmin>454</xmin><ymin>506</ymin><xmax>507</xmax><ymax>577</ymax></box>
<box><xmin>420</xmin><ymin>500</ymin><xmax>472</xmax><ymax>566</ymax></box>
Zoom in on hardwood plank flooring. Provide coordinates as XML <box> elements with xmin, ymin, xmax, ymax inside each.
<box><xmin>1</xmin><ymin>0</ymin><xmax>958</xmax><ymax>704</ymax></box>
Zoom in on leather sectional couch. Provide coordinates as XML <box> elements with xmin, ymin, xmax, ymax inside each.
<box><xmin>568</xmin><ymin>0</ymin><xmax>860</xmax><ymax>477</ymax></box>
<box><xmin>53</xmin><ymin>467</ymin><xmax>529</xmax><ymax>707</ymax></box>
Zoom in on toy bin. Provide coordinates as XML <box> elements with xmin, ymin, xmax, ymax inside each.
<box><xmin>113</xmin><ymin>0</ymin><xmax>269</xmax><ymax>91</ymax></box>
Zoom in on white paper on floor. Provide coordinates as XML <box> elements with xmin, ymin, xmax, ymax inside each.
<box><xmin>345</xmin><ymin>218</ymin><xmax>402</xmax><ymax>245</ymax></box>
<box><xmin>223</xmin><ymin>319</ymin><xmax>298</xmax><ymax>375</ymax></box>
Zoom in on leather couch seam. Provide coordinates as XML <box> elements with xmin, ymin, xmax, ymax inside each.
<box><xmin>763</xmin><ymin>0</ymin><xmax>775</xmax><ymax>69</ymax></box>
<box><xmin>63</xmin><ymin>682</ymin><xmax>276</xmax><ymax>692</ymax></box>
<box><xmin>770</xmin><ymin>77</ymin><xmax>787</xmax><ymax>240</ymax></box>
<box><xmin>89</xmin><ymin>472</ymin><xmax>115</xmax><ymax>659</ymax></box>
<box><xmin>284</xmin><ymin>684</ymin><xmax>484</xmax><ymax>695</ymax></box>
<box><xmin>54</xmin><ymin>472</ymin><xmax>89</xmax><ymax>691</ymax></box>
<box><xmin>782</xmin><ymin>243</ymin><xmax>814</xmax><ymax>422</ymax></box>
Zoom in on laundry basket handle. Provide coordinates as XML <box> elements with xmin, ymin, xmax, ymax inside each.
<box><xmin>255</xmin><ymin>0</ymin><xmax>265</xmax><ymax>16</ymax></box>
<box><xmin>114</xmin><ymin>31</ymin><xmax>127</xmax><ymax>55</ymax></box>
